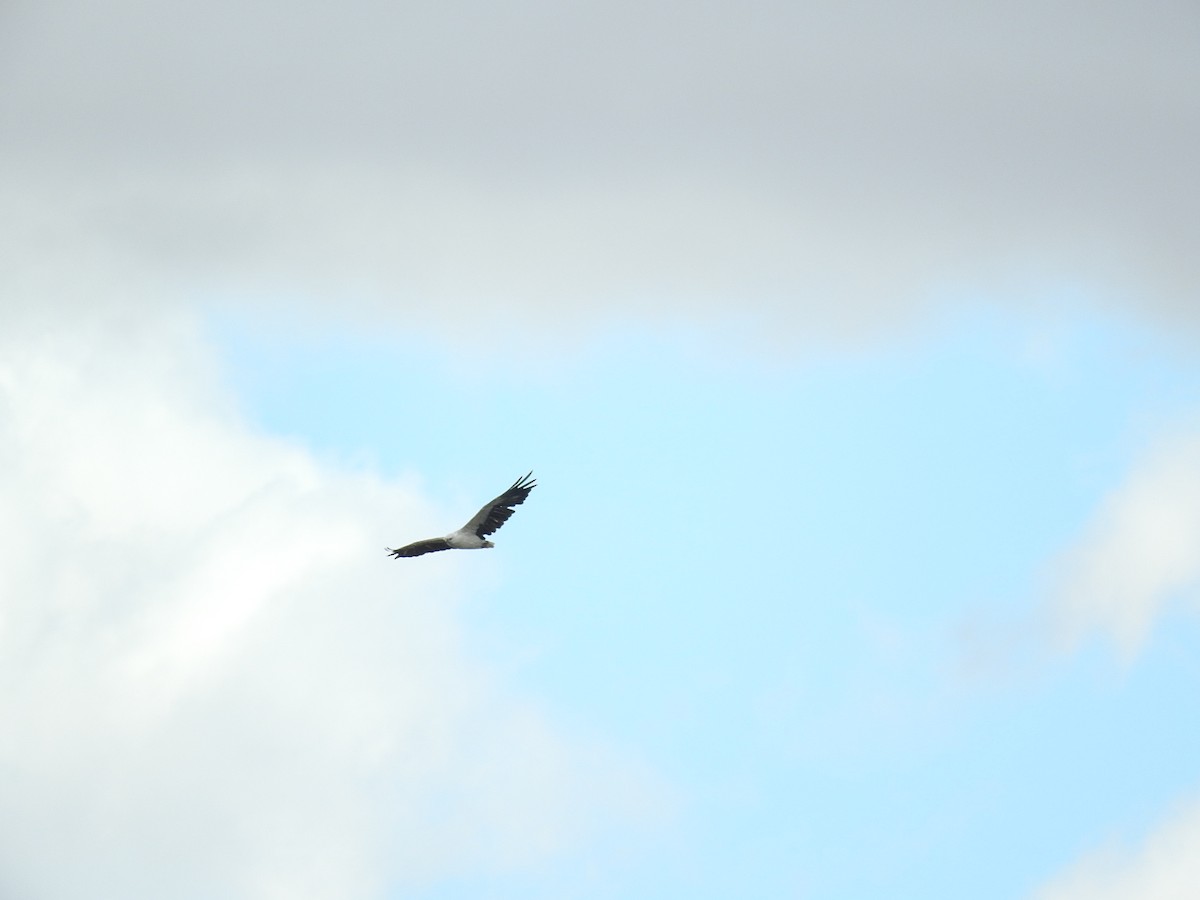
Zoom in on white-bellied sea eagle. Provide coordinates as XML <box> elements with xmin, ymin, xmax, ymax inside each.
<box><xmin>386</xmin><ymin>472</ymin><xmax>536</xmax><ymax>558</ymax></box>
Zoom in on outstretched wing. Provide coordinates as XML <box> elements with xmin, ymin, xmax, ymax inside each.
<box><xmin>460</xmin><ymin>472</ymin><xmax>536</xmax><ymax>538</ymax></box>
<box><xmin>387</xmin><ymin>538</ymin><xmax>452</xmax><ymax>558</ymax></box>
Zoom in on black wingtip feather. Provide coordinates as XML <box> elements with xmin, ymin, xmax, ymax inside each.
<box><xmin>472</xmin><ymin>472</ymin><xmax>537</xmax><ymax>538</ymax></box>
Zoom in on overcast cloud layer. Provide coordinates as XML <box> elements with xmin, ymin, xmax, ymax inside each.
<box><xmin>0</xmin><ymin>307</ymin><xmax>655</xmax><ymax>899</ymax></box>
<box><xmin>3</xmin><ymin>0</ymin><xmax>1198</xmax><ymax>340</ymax></box>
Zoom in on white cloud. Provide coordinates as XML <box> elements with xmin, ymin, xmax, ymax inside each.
<box><xmin>0</xmin><ymin>309</ymin><xmax>661</xmax><ymax>899</ymax></box>
<box><xmin>2</xmin><ymin>0</ymin><xmax>1198</xmax><ymax>344</ymax></box>
<box><xmin>1033</xmin><ymin>796</ymin><xmax>1200</xmax><ymax>900</ymax></box>
<box><xmin>1049</xmin><ymin>432</ymin><xmax>1200</xmax><ymax>657</ymax></box>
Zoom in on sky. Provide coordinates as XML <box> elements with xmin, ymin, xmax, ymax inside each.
<box><xmin>2</xmin><ymin>2</ymin><xmax>1200</xmax><ymax>898</ymax></box>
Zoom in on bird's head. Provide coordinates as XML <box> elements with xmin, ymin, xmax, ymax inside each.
<box><xmin>483</xmin><ymin>540</ymin><xmax>495</xmax><ymax>548</ymax></box>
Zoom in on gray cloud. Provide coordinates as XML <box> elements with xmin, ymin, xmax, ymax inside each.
<box><xmin>2</xmin><ymin>0</ymin><xmax>1197</xmax><ymax>341</ymax></box>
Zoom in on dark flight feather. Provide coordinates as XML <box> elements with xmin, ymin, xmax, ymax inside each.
<box><xmin>462</xmin><ymin>471</ymin><xmax>537</xmax><ymax>538</ymax></box>
<box><xmin>386</xmin><ymin>538</ymin><xmax>451</xmax><ymax>558</ymax></box>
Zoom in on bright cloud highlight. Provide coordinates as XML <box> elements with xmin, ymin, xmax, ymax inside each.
<box><xmin>1034</xmin><ymin>797</ymin><xmax>1200</xmax><ymax>900</ymax></box>
<box><xmin>1051</xmin><ymin>432</ymin><xmax>1200</xmax><ymax>656</ymax></box>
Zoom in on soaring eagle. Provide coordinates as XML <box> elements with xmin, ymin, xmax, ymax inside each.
<box><xmin>386</xmin><ymin>472</ymin><xmax>536</xmax><ymax>558</ymax></box>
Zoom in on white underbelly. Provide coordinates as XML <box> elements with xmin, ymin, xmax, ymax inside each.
<box><xmin>446</xmin><ymin>530</ymin><xmax>488</xmax><ymax>549</ymax></box>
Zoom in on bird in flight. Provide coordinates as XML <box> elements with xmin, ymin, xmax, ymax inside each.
<box><xmin>387</xmin><ymin>472</ymin><xmax>537</xmax><ymax>558</ymax></box>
